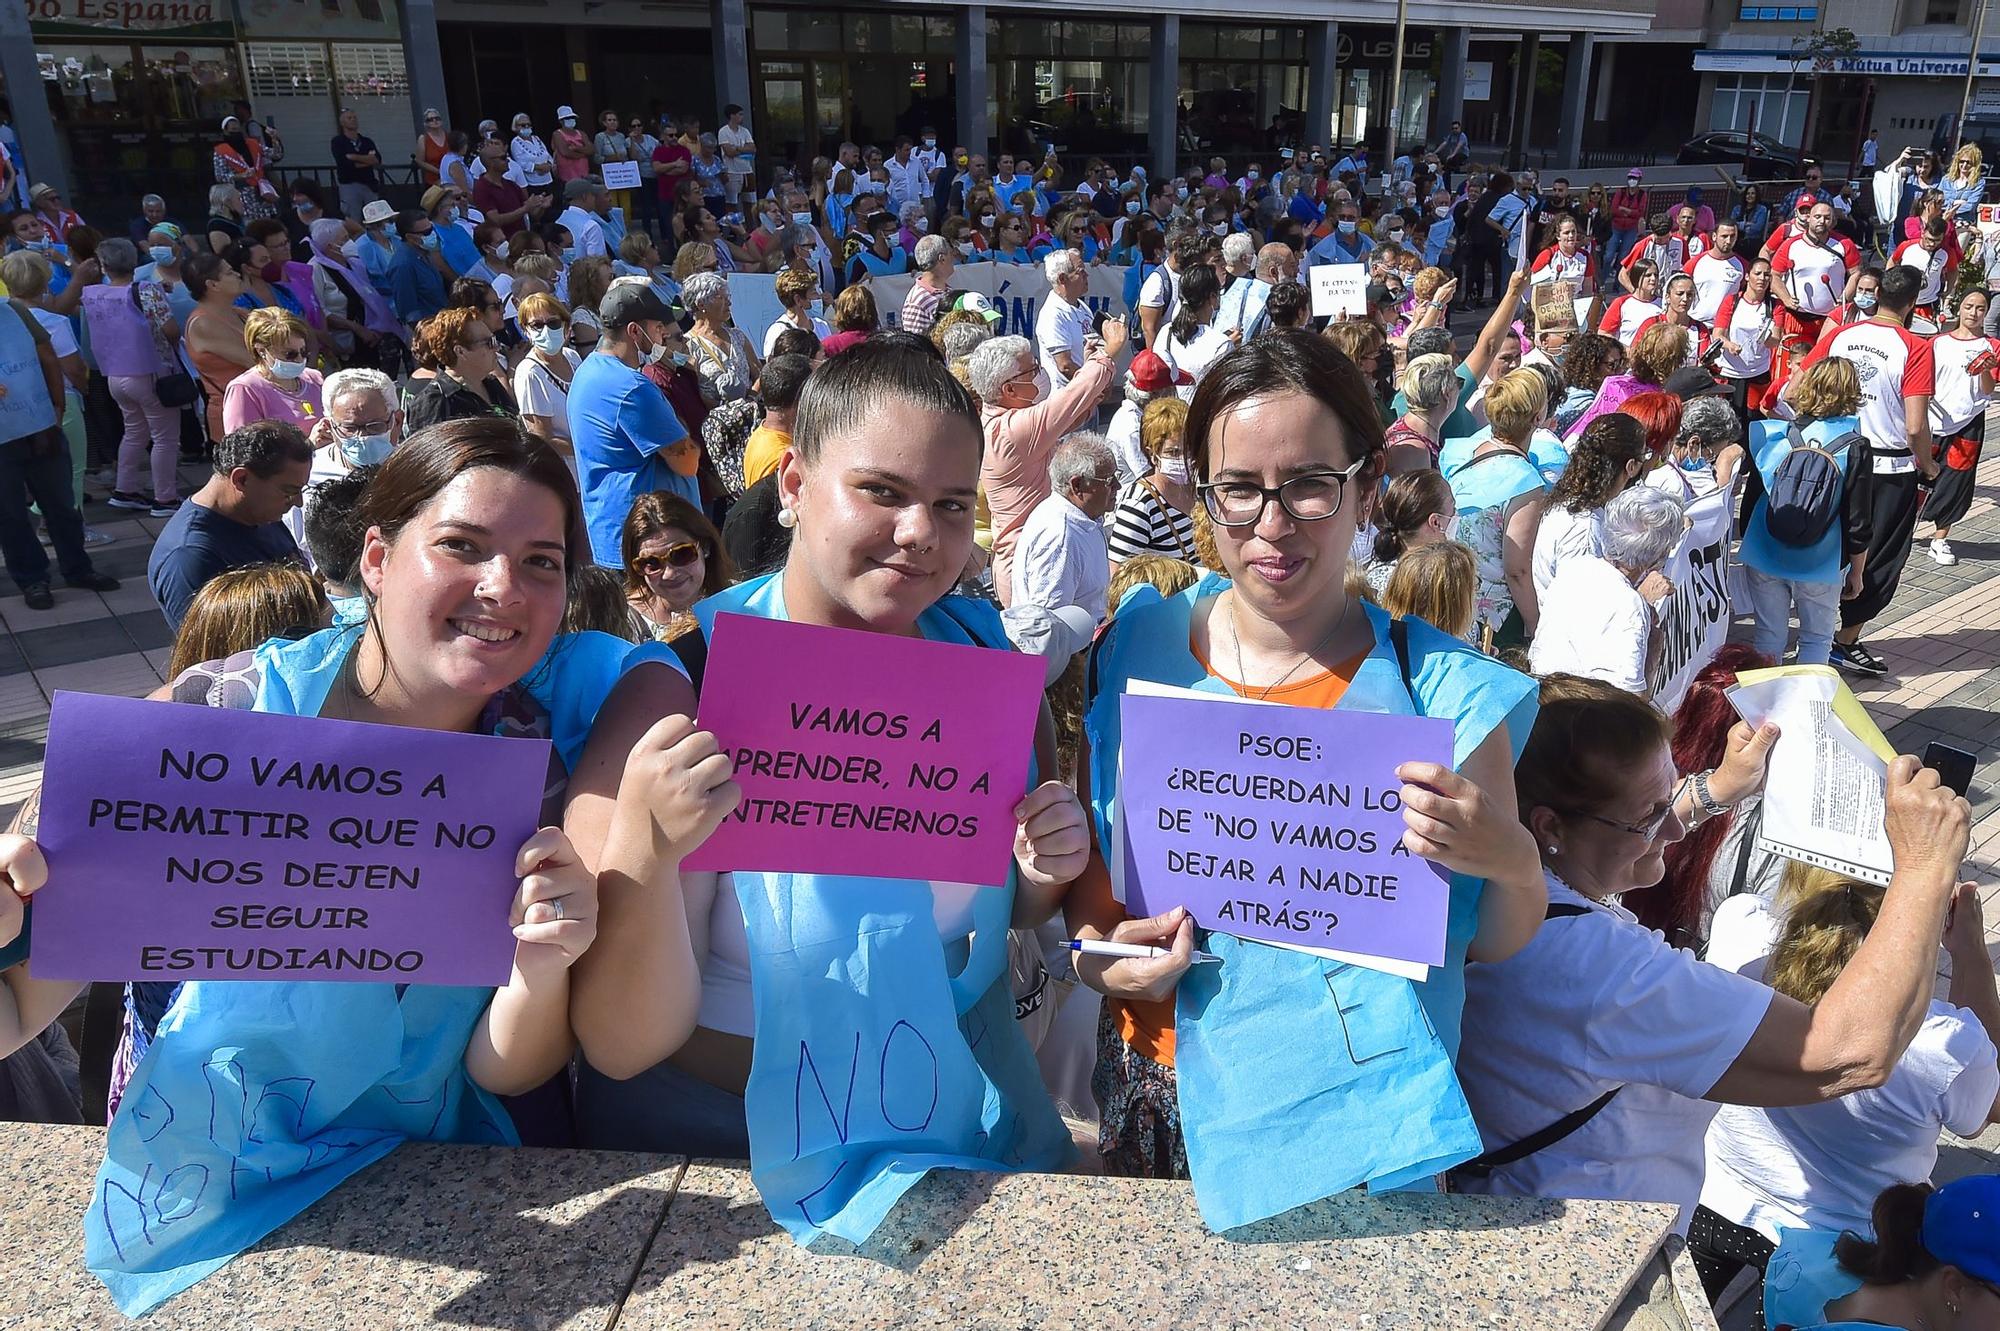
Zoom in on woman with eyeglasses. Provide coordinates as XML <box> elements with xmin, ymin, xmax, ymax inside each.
<box><xmin>1067</xmin><ymin>330</ymin><xmax>1546</xmax><ymax>1209</ymax></box>
<box><xmin>404</xmin><ymin>306</ymin><xmax>519</xmax><ymax>431</ymax></box>
<box><xmin>222</xmin><ymin>307</ymin><xmax>324</xmax><ymax>437</ymax></box>
<box><xmin>511</xmin><ymin>292</ymin><xmax>580</xmax><ymax>471</ymax></box>
<box><xmin>619</xmin><ymin>489</ymin><xmax>733</xmax><ymax>640</ymax></box>
<box><xmin>1454</xmin><ymin>672</ymin><xmax>1972</xmax><ymax>1244</ymax></box>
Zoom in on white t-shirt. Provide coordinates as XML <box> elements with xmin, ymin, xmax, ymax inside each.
<box><xmin>1106</xmin><ymin>398</ymin><xmax>1149</xmax><ymax>487</ymax></box>
<box><xmin>1771</xmin><ymin>232</ymin><xmax>1860</xmax><ymax>317</ymax></box>
<box><xmin>1600</xmin><ymin>295</ymin><xmax>1661</xmax><ymax>346</ymax></box>
<box><xmin>1160</xmin><ymin>323</ymin><xmax>1234</xmax><ymax>401</ymax></box>
<box><xmin>1528</xmin><ymin>556</ymin><xmax>1653</xmax><ymax>694</ymax></box>
<box><xmin>1685</xmin><ymin>252</ymin><xmax>1746</xmax><ymax>325</ymax></box>
<box><xmin>1456</xmin><ymin>874</ymin><xmax>1774</xmax><ymax>1230</ymax></box>
<box><xmin>761</xmin><ymin>311</ymin><xmax>832</xmax><ymax>359</ymax></box>
<box><xmin>1711</xmin><ymin>293</ymin><xmax>1776</xmax><ymax>380</ymax></box>
<box><xmin>1035</xmin><ymin>293</ymin><xmax>1094</xmax><ymax>391</ymax></box>
<box><xmin>1804</xmin><ymin>321</ymin><xmax>1935</xmax><ymax>453</ymax></box>
<box><xmin>512</xmin><ymin>348</ymin><xmax>581</xmax><ymax>442</ymax></box>
<box><xmin>1702</xmin><ymin>908</ymin><xmax>1998</xmax><ymax>1243</ymax></box>
<box><xmin>1137</xmin><ymin>263</ymin><xmax>1180</xmax><ymax>325</ymax></box>
<box><xmin>1890</xmin><ymin>239</ymin><xmax>1950</xmax><ymax>306</ymax></box>
<box><xmin>716</xmin><ymin>123</ymin><xmax>754</xmax><ymax>175</ymax></box>
<box><xmin>1929</xmin><ymin>331</ymin><xmax>1999</xmax><ymax>437</ymax></box>
<box><xmin>28</xmin><ymin>306</ymin><xmax>78</xmax><ymax>361</ymax></box>
<box><xmin>1529</xmin><ymin>502</ymin><xmax>1603</xmax><ymax>601</ymax></box>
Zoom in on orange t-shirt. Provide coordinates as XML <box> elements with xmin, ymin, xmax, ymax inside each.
<box><xmin>1081</xmin><ymin>635</ymin><xmax>1364</xmax><ymax>1068</ymax></box>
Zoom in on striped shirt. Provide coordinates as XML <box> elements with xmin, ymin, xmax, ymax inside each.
<box><xmin>1107</xmin><ymin>479</ymin><xmax>1196</xmax><ymax>563</ymax></box>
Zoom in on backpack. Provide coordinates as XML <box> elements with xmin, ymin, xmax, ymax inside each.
<box><xmin>1765</xmin><ymin>423</ymin><xmax>1863</xmax><ymax>548</ymax></box>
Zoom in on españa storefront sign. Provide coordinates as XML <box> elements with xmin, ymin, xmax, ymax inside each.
<box><xmin>25</xmin><ymin>0</ymin><xmax>237</xmax><ymax>38</ymax></box>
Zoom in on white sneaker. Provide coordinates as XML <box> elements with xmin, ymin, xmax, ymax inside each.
<box><xmin>1930</xmin><ymin>537</ymin><xmax>1958</xmax><ymax>566</ymax></box>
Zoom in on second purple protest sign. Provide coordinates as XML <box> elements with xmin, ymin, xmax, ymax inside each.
<box><xmin>1118</xmin><ymin>692</ymin><xmax>1455</xmax><ymax>968</ymax></box>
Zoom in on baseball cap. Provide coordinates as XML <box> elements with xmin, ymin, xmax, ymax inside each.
<box><xmin>1365</xmin><ymin>281</ymin><xmax>1398</xmax><ymax>308</ymax></box>
<box><xmin>1626</xmin><ymin>168</ymin><xmax>1643</xmax><ymax>181</ymax></box>
<box><xmin>419</xmin><ymin>185</ymin><xmax>453</xmax><ymax>213</ymax></box>
<box><xmin>598</xmin><ymin>281</ymin><xmax>677</xmax><ymax>330</ymax></box>
<box><xmin>564</xmin><ymin>175</ymin><xmax>604</xmax><ymax>200</ymax></box>
<box><xmin>1127</xmin><ymin>348</ymin><xmax>1193</xmax><ymax>393</ymax></box>
<box><xmin>953</xmin><ymin>292</ymin><xmax>1002</xmax><ymax>323</ymax></box>
<box><xmin>556</xmin><ymin>105</ymin><xmax>577</xmax><ymax>121</ymax></box>
<box><xmin>1664</xmin><ymin>366</ymin><xmax>1728</xmax><ymax>400</ymax></box>
<box><xmin>1795</xmin><ymin>192</ymin><xmax>1819</xmax><ymax>210</ymax></box>
<box><xmin>360</xmin><ymin>199</ymin><xmax>396</xmax><ymax>227</ymax></box>
<box><xmin>1924</xmin><ymin>1175</ymin><xmax>2000</xmax><ymax>1284</ymax></box>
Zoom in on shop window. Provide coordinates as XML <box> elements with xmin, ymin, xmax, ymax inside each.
<box><xmin>333</xmin><ymin>43</ymin><xmax>408</xmax><ymax>99</ymax></box>
<box><xmin>245</xmin><ymin>43</ymin><xmax>332</xmax><ymax>99</ymax></box>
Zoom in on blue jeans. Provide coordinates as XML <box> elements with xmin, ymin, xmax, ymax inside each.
<box><xmin>1608</xmin><ymin>228</ymin><xmax>1638</xmax><ymax>274</ymax></box>
<box><xmin>1743</xmin><ymin>564</ymin><xmax>1840</xmax><ymax>665</ymax></box>
<box><xmin>0</xmin><ymin>434</ymin><xmax>94</xmax><ymax>592</ymax></box>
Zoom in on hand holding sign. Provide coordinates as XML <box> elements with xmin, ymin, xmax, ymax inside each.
<box><xmin>507</xmin><ymin>826</ymin><xmax>598</xmax><ymax>973</ymax></box>
<box><xmin>1012</xmin><ymin>782</ymin><xmax>1090</xmax><ymax>891</ymax></box>
<box><xmin>619</xmin><ymin>712</ymin><xmax>742</xmax><ymax>862</ymax></box>
<box><xmin>1394</xmin><ymin>760</ymin><xmax>1540</xmax><ymax>889</ymax></box>
<box><xmin>0</xmin><ymin>832</ymin><xmax>45</xmax><ymax>952</ymax></box>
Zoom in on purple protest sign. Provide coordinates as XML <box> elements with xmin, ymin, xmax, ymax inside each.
<box><xmin>30</xmin><ymin>691</ymin><xmax>551</xmax><ymax>985</ymax></box>
<box><xmin>1119</xmin><ymin>693</ymin><xmax>1455</xmax><ymax>967</ymax></box>
<box><xmin>684</xmin><ymin>612</ymin><xmax>1044</xmax><ymax>885</ymax></box>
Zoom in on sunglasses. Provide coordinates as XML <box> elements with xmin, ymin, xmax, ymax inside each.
<box><xmin>635</xmin><ymin>542</ymin><xmax>706</xmax><ymax>575</ymax></box>
<box><xmin>523</xmin><ymin>319</ymin><xmax>565</xmax><ymax>332</ymax></box>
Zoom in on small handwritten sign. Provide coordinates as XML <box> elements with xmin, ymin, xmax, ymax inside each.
<box><xmin>30</xmin><ymin>692</ymin><xmax>550</xmax><ymax>984</ymax></box>
<box><xmin>1309</xmin><ymin>262</ymin><xmax>1369</xmax><ymax>320</ymax></box>
<box><xmin>600</xmin><ymin>160</ymin><xmax>642</xmax><ymax>191</ymax></box>
<box><xmin>1118</xmin><ymin>693</ymin><xmax>1454</xmax><ymax>967</ymax></box>
<box><xmin>685</xmin><ymin>614</ymin><xmax>1045</xmax><ymax>885</ymax></box>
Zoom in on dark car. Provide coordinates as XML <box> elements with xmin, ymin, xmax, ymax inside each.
<box><xmin>1676</xmin><ymin>130</ymin><xmax>1803</xmax><ymax>180</ymax></box>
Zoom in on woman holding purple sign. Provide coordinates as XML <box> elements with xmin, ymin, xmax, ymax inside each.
<box><xmin>0</xmin><ymin>418</ymin><xmax>639</xmax><ymax>1316</ymax></box>
<box><xmin>1068</xmin><ymin>329</ymin><xmax>1547</xmax><ymax>1227</ymax></box>
<box><xmin>563</xmin><ymin>333</ymin><xmax>1086</xmax><ymax>1246</ymax></box>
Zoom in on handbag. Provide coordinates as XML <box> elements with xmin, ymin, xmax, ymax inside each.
<box><xmin>131</xmin><ymin>282</ymin><xmax>198</xmax><ymax>407</ymax></box>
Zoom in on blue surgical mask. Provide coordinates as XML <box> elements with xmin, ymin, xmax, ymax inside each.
<box><xmin>670</xmin><ymin>350</ymin><xmax>689</xmax><ymax>368</ymax></box>
<box><xmin>420</xmin><ymin>231</ymin><xmax>440</xmax><ymax>251</ymax></box>
<box><xmin>791</xmin><ymin>210</ymin><xmax>813</xmax><ymax>227</ymax></box>
<box><xmin>148</xmin><ymin>245</ymin><xmax>175</xmax><ymax>266</ymax></box>
<box><xmin>338</xmin><ymin>431</ymin><xmax>393</xmax><ymax>466</ymax></box>
<box><xmin>442</xmin><ymin>205</ymin><xmax>459</xmax><ymax>225</ymax></box>
<box><xmin>1125</xmin><ymin>200</ymin><xmax>1140</xmax><ymax>216</ymax></box>
<box><xmin>562</xmin><ymin>245</ymin><xmax>579</xmax><ymax>263</ymax></box>
<box><xmin>1854</xmin><ymin>291</ymin><xmax>1878</xmax><ymax>310</ymax></box>
<box><xmin>267</xmin><ymin>357</ymin><xmax>307</xmax><ymax>380</ymax></box>
<box><xmin>808</xmin><ymin>298</ymin><xmax>824</xmax><ymax>317</ymax></box>
<box><xmin>1337</xmin><ymin>220</ymin><xmax>1358</xmax><ymax>234</ymax></box>
<box><xmin>1678</xmin><ymin>454</ymin><xmax>1711</xmax><ymax>474</ymax></box>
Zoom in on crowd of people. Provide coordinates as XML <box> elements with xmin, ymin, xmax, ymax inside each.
<box><xmin>0</xmin><ymin>95</ymin><xmax>1995</xmax><ymax>1328</ymax></box>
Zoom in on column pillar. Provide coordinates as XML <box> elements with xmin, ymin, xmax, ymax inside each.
<box><xmin>1555</xmin><ymin>33</ymin><xmax>1594</xmax><ymax>169</ymax></box>
<box><xmin>1306</xmin><ymin>20</ymin><xmax>1340</xmax><ymax>154</ymax></box>
<box><xmin>396</xmin><ymin>0</ymin><xmax>451</xmax><ymax>143</ymax></box>
<box><xmin>0</xmin><ymin>6</ymin><xmax>65</xmax><ymax>195</ymax></box>
<box><xmin>956</xmin><ymin>5</ymin><xmax>990</xmax><ymax>157</ymax></box>
<box><xmin>1149</xmin><ymin>15</ymin><xmax>1180</xmax><ymax>181</ymax></box>
<box><xmin>711</xmin><ymin>0</ymin><xmax>753</xmax><ymax>122</ymax></box>
<box><xmin>1436</xmin><ymin>27</ymin><xmax>1468</xmax><ymax>140</ymax></box>
<box><xmin>1508</xmin><ymin>33</ymin><xmax>1540</xmax><ymax>170</ymax></box>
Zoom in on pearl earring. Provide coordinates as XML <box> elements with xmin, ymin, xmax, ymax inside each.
<box><xmin>1545</xmin><ymin>846</ymin><xmax>1559</xmax><ymax>855</ymax></box>
<box><xmin>777</xmin><ymin>506</ymin><xmax>797</xmax><ymax>529</ymax></box>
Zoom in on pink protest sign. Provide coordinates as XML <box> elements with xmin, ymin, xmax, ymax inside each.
<box><xmin>29</xmin><ymin>691</ymin><xmax>551</xmax><ymax>984</ymax></box>
<box><xmin>684</xmin><ymin>612</ymin><xmax>1044</xmax><ymax>885</ymax></box>
<box><xmin>1119</xmin><ymin>692</ymin><xmax>1455</xmax><ymax>967</ymax></box>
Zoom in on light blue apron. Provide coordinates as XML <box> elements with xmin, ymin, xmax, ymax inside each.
<box><xmin>1084</xmin><ymin>576</ymin><xmax>1537</xmax><ymax>1230</ymax></box>
<box><xmin>0</xmin><ymin>298</ymin><xmax>59</xmax><ymax>441</ymax></box>
<box><xmin>1763</xmin><ymin>1227</ymin><xmax>1861</xmax><ymax>1331</ymax></box>
<box><xmin>682</xmin><ymin>574</ymin><xmax>1072</xmax><ymax>1246</ymax></box>
<box><xmin>86</xmin><ymin>627</ymin><xmax>635</xmax><ymax>1316</ymax></box>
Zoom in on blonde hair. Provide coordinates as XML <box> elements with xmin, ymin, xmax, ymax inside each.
<box><xmin>566</xmin><ymin>256</ymin><xmax>613</xmax><ymax>317</ymax></box>
<box><xmin>775</xmin><ymin>266</ymin><xmax>818</xmax><ymax>306</ymax></box>
<box><xmin>0</xmin><ymin>250</ymin><xmax>52</xmax><ymax>301</ymax></box>
<box><xmin>1411</xmin><ymin>266</ymin><xmax>1453</xmax><ymax>303</ymax></box>
<box><xmin>1381</xmin><ymin>541</ymin><xmax>1476</xmax><ymax>639</ymax></box>
<box><xmin>618</xmin><ymin>231</ymin><xmax>656</xmax><ymax>264</ymax></box>
<box><xmin>1139</xmin><ymin>397</ymin><xmax>1188</xmax><ymax>468</ymax></box>
<box><xmin>167</xmin><ymin>564</ymin><xmax>331</xmax><ymax>679</ymax></box>
<box><xmin>1950</xmin><ymin>143</ymin><xmax>1984</xmax><ymax>186</ymax></box>
<box><xmin>1791</xmin><ymin>357</ymin><xmax>1863</xmax><ymax>420</ymax></box>
<box><xmin>515</xmin><ymin>291</ymin><xmax>569</xmax><ymax>327</ymax></box>
<box><xmin>512</xmin><ymin>253</ymin><xmax>558</xmax><ymax>284</ymax></box>
<box><xmin>671</xmin><ymin>241</ymin><xmax>717</xmax><ymax>282</ymax></box>
<box><xmin>1630</xmin><ymin>322</ymin><xmax>1689</xmax><ymax>386</ymax></box>
<box><xmin>1484</xmin><ymin>367</ymin><xmax>1549</xmax><ymax>444</ymax></box>
<box><xmin>242</xmin><ymin>306</ymin><xmax>308</xmax><ymax>359</ymax></box>
<box><xmin>1764</xmin><ymin>861</ymin><xmax>1883</xmax><ymax>1006</ymax></box>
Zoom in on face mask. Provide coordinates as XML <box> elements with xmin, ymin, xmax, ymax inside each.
<box><xmin>1386</xmin><ymin>229</ymin><xmax>1405</xmax><ymax>244</ymax></box>
<box><xmin>338</xmin><ymin>431</ymin><xmax>393</xmax><ymax>466</ymax></box>
<box><xmin>644</xmin><ymin>334</ymin><xmax>674</xmax><ymax>366</ymax></box>
<box><xmin>764</xmin><ymin>214</ymin><xmax>784</xmax><ymax>233</ymax></box>
<box><xmin>807</xmin><ymin>298</ymin><xmax>824</xmax><ymax>316</ymax></box>
<box><xmin>1337</xmin><ymin>220</ymin><xmax>1358</xmax><ymax>234</ymax></box>
<box><xmin>560</xmin><ymin>117</ymin><xmax>577</xmax><ymax>129</ymax></box>
<box><xmin>293</xmin><ymin>202</ymin><xmax>316</xmax><ymax>217</ymax></box>
<box><xmin>913</xmin><ymin>218</ymin><xmax>929</xmax><ymax>234</ymax></box>
<box><xmin>148</xmin><ymin>245</ymin><xmax>175</xmax><ymax>266</ymax></box>
<box><xmin>1247</xmin><ymin>171</ymin><xmax>1260</xmax><ymax>182</ymax></box>
<box><xmin>954</xmin><ymin>241</ymin><xmax>972</xmax><ymax>257</ymax></box>
<box><xmin>1854</xmin><ymin>292</ymin><xmax>1878</xmax><ymax>310</ymax></box>
<box><xmin>23</xmin><ymin>239</ymin><xmax>47</xmax><ymax>252</ymax></box>
<box><xmin>1176</xmin><ymin>185</ymin><xmax>1189</xmax><ymax>200</ymax></box>
<box><xmin>1125</xmin><ymin>200</ymin><xmax>1141</xmax><ymax>216</ymax></box>
<box><xmin>670</xmin><ymin>350</ymin><xmax>689</xmax><ymax>368</ymax></box>
<box><xmin>1026</xmin><ymin>367</ymin><xmax>1051</xmax><ymax>402</ymax></box>
<box><xmin>1678</xmin><ymin>454</ymin><xmax>1712</xmax><ymax>474</ymax></box>
<box><xmin>1435</xmin><ymin>206</ymin><xmax>1451</xmax><ymax>219</ymax></box>
<box><xmin>515</xmin><ymin>127</ymin><xmax>531</xmax><ymax>137</ymax></box>
<box><xmin>526</xmin><ymin>324</ymin><xmax>566</xmax><ymax>354</ymax></box>
<box><xmin>791</xmin><ymin>211</ymin><xmax>813</xmax><ymax>228</ymax></box>
<box><xmin>267</xmin><ymin>356</ymin><xmax>307</xmax><ymax>380</ymax></box>
<box><xmin>562</xmin><ymin>245</ymin><xmax>579</xmax><ymax>263</ymax></box>
<box><xmin>923</xmin><ymin>137</ymin><xmax>936</xmax><ymax>149</ymax></box>
<box><xmin>1211</xmin><ymin>222</ymin><xmax>1228</xmax><ymax>237</ymax></box>
<box><xmin>442</xmin><ymin>206</ymin><xmax>459</xmax><ymax>225</ymax></box>
<box><xmin>1156</xmin><ymin>456</ymin><xmax>1190</xmax><ymax>484</ymax></box>
<box><xmin>420</xmin><ymin>232</ymin><xmax>440</xmax><ymax>251</ymax></box>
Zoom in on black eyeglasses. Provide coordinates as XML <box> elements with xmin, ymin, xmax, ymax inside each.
<box><xmin>1560</xmin><ymin>783</ymin><xmax>1684</xmax><ymax>840</ymax></box>
<box><xmin>1198</xmin><ymin>457</ymin><xmax>1368</xmax><ymax>527</ymax></box>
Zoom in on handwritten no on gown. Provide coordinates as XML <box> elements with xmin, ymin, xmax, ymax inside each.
<box><xmin>1119</xmin><ymin>693</ymin><xmax>1454</xmax><ymax>967</ymax></box>
<box><xmin>684</xmin><ymin>613</ymin><xmax>1044</xmax><ymax>885</ymax></box>
<box><xmin>30</xmin><ymin>692</ymin><xmax>550</xmax><ymax>985</ymax></box>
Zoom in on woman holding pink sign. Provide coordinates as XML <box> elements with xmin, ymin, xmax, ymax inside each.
<box><xmin>564</xmin><ymin>334</ymin><xmax>1089</xmax><ymax>1245</ymax></box>
<box><xmin>0</xmin><ymin>418</ymin><xmax>635</xmax><ymax>1316</ymax></box>
<box><xmin>1068</xmin><ymin>328</ymin><xmax>1547</xmax><ymax>1228</ymax></box>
